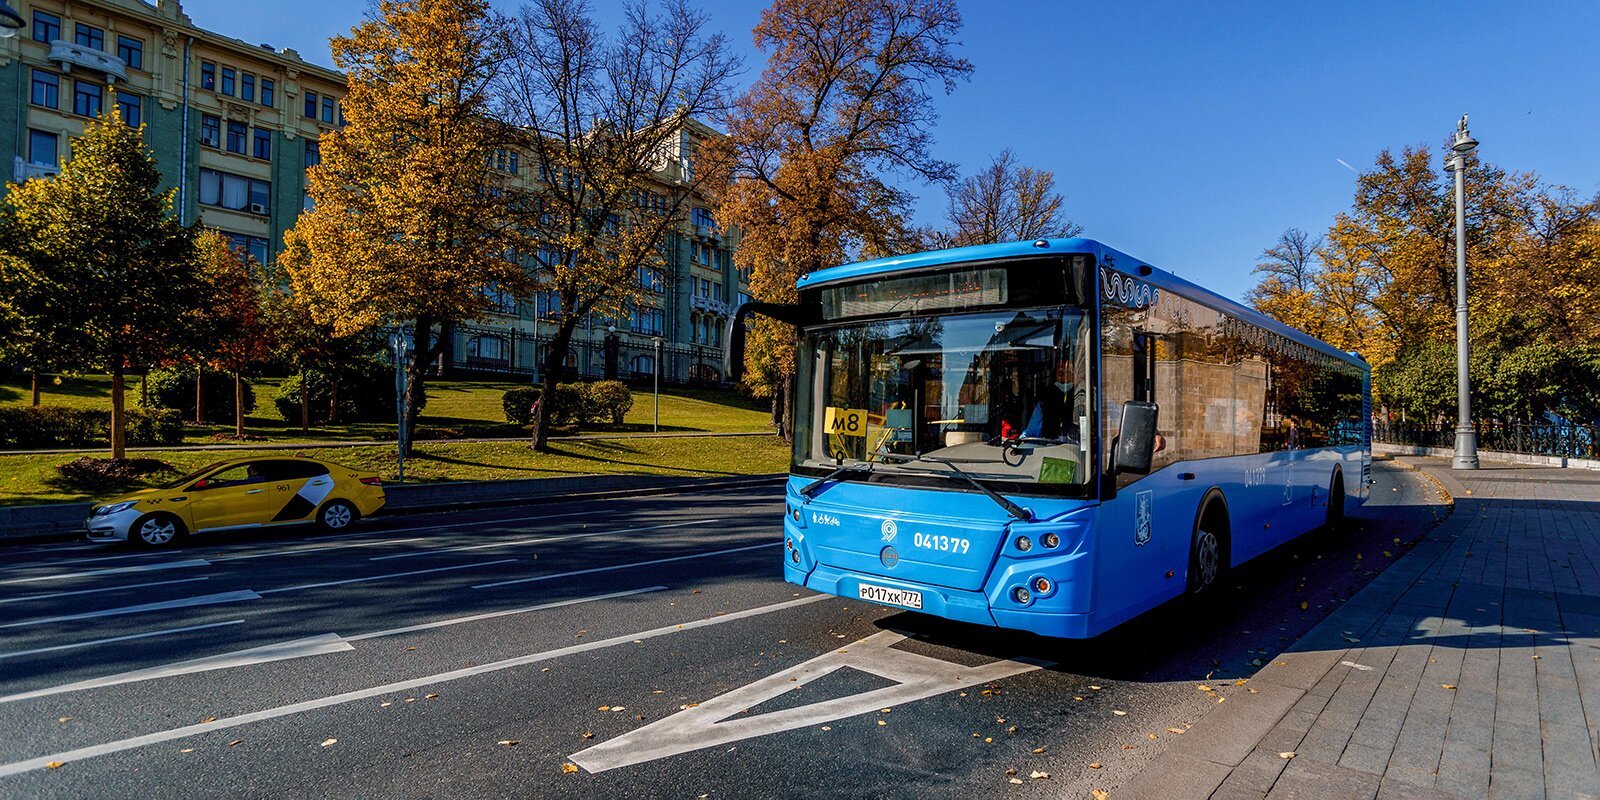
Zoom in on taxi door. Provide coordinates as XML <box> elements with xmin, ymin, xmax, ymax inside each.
<box><xmin>186</xmin><ymin>463</ymin><xmax>270</xmax><ymax>531</ymax></box>
<box><xmin>260</xmin><ymin>459</ymin><xmax>331</xmax><ymax>523</ymax></box>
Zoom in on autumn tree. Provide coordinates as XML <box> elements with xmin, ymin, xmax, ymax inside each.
<box><xmin>284</xmin><ymin>0</ymin><xmax>526</xmax><ymax>453</ymax></box>
<box><xmin>0</xmin><ymin>250</ymin><xmax>58</xmax><ymax>405</ymax></box>
<box><xmin>194</xmin><ymin>231</ymin><xmax>273</xmax><ymax>438</ymax></box>
<box><xmin>707</xmin><ymin>0</ymin><xmax>972</xmax><ymax>435</ymax></box>
<box><xmin>936</xmin><ymin>149</ymin><xmax>1080</xmax><ymax>247</ymax></box>
<box><xmin>0</xmin><ymin>110</ymin><xmax>204</xmax><ymax>458</ymax></box>
<box><xmin>494</xmin><ymin>0</ymin><xmax>737</xmax><ymax>449</ymax></box>
<box><xmin>1245</xmin><ymin>228</ymin><xmax>1328</xmax><ymax>340</ymax></box>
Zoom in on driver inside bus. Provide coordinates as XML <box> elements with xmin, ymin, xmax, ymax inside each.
<box><xmin>1020</xmin><ymin>349</ymin><xmax>1086</xmax><ymax>442</ymax></box>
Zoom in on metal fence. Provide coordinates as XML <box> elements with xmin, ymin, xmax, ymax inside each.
<box><xmin>1373</xmin><ymin>421</ymin><xmax>1599</xmax><ymax>460</ymax></box>
<box><xmin>439</xmin><ymin>324</ymin><xmax>734</xmax><ymax>390</ymax></box>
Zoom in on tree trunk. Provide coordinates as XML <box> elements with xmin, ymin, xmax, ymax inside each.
<box><xmin>329</xmin><ymin>378</ymin><xmax>339</xmax><ymax>425</ymax></box>
<box><xmin>194</xmin><ymin>365</ymin><xmax>205</xmax><ymax>424</ymax></box>
<box><xmin>110</xmin><ymin>361</ymin><xmax>126</xmax><ymax>460</ymax></box>
<box><xmin>300</xmin><ymin>369</ymin><xmax>310</xmax><ymax>433</ymax></box>
<box><xmin>399</xmin><ymin>318</ymin><xmax>433</xmax><ymax>457</ymax></box>
<box><xmin>234</xmin><ymin>372</ymin><xmax>245</xmax><ymax>437</ymax></box>
<box><xmin>531</xmin><ymin>319</ymin><xmax>578</xmax><ymax>451</ymax></box>
<box><xmin>775</xmin><ymin>373</ymin><xmax>792</xmax><ymax>443</ymax></box>
<box><xmin>30</xmin><ymin>371</ymin><xmax>40</xmax><ymax>406</ymax></box>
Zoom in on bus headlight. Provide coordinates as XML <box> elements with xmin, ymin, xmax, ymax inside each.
<box><xmin>1032</xmin><ymin>576</ymin><xmax>1053</xmax><ymax>596</ymax></box>
<box><xmin>1015</xmin><ymin>536</ymin><xmax>1032</xmax><ymax>552</ymax></box>
<box><xmin>1012</xmin><ymin>586</ymin><xmax>1032</xmax><ymax>605</ymax></box>
<box><xmin>1041</xmin><ymin>532</ymin><xmax>1060</xmax><ymax>549</ymax></box>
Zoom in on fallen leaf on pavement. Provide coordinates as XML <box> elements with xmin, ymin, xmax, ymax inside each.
<box><xmin>1279</xmin><ymin>752</ymin><xmax>1295</xmax><ymax>759</ymax></box>
<box><xmin>1089</xmin><ymin>685</ymin><xmax>1102</xmax><ymax>691</ymax></box>
<box><xmin>878</xmin><ymin>720</ymin><xmax>887</xmax><ymax>726</ymax></box>
<box><xmin>1030</xmin><ymin>771</ymin><xmax>1049</xmax><ymax>780</ymax></box>
<box><xmin>561</xmin><ymin>763</ymin><xmax>579</xmax><ymax>774</ymax></box>
<box><xmin>179</xmin><ymin>748</ymin><xmax>194</xmax><ymax>754</ymax></box>
<box><xmin>45</xmin><ymin>762</ymin><xmax>64</xmax><ymax>769</ymax></box>
<box><xmin>1167</xmin><ymin>728</ymin><xmax>1186</xmax><ymax>735</ymax></box>
<box><xmin>1031</xmin><ymin>747</ymin><xmax>1046</xmax><ymax>753</ymax></box>
<box><xmin>984</xmin><ymin>737</ymin><xmax>993</xmax><ymax>743</ymax></box>
<box><xmin>1091</xmin><ymin>791</ymin><xmax>1109</xmax><ymax>800</ymax></box>
<box><xmin>1006</xmin><ymin>768</ymin><xmax>1018</xmax><ymax>776</ymax></box>
<box><xmin>498</xmin><ymin>740</ymin><xmax>520</xmax><ymax>747</ymax></box>
<box><xmin>821</xmin><ymin>726</ymin><xmax>831</xmax><ymax>731</ymax></box>
<box><xmin>380</xmin><ymin>702</ymin><xmax>393</xmax><ymax>708</ymax></box>
<box><xmin>56</xmin><ymin>717</ymin><xmax>72</xmax><ymax>723</ymax></box>
<box><xmin>582</xmin><ymin>732</ymin><xmax>594</xmax><ymax>739</ymax></box>
<box><xmin>425</xmin><ymin>694</ymin><xmax>438</xmax><ymax>699</ymax></box>
<box><xmin>227</xmin><ymin>740</ymin><xmax>243</xmax><ymax>747</ymax></box>
<box><xmin>1112</xmin><ymin>710</ymin><xmax>1127</xmax><ymax>716</ymax></box>
<box><xmin>201</xmin><ymin>717</ymin><xmax>217</xmax><ymax>723</ymax></box>
<box><xmin>1440</xmin><ymin>684</ymin><xmax>1457</xmax><ymax>690</ymax></box>
<box><xmin>1089</xmin><ymin>762</ymin><xmax>1103</xmax><ymax>769</ymax></box>
<box><xmin>320</xmin><ymin>739</ymin><xmax>337</xmax><ymax>747</ymax></box>
<box><xmin>598</xmin><ymin>706</ymin><xmax>611</xmax><ymax>712</ymax></box>
<box><xmin>1147</xmin><ymin>733</ymin><xmax>1159</xmax><ymax>740</ymax></box>
<box><xmin>404</xmin><ymin>646</ymin><xmax>416</xmax><ymax>651</ymax></box>
<box><xmin>1009</xmin><ymin>778</ymin><xmax>1023</xmax><ymax>784</ymax></box>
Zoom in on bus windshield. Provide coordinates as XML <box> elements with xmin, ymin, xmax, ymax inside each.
<box><xmin>793</xmin><ymin>307</ymin><xmax>1093</xmax><ymax>489</ymax></box>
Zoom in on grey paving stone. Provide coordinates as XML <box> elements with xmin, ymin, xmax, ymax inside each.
<box><xmin>1171</xmin><ymin>682</ymin><xmax>1304</xmax><ymax>768</ymax></box>
<box><xmin>1115</xmin><ymin>752</ymin><xmax>1232</xmax><ymax>800</ymax></box>
<box><xmin>1266</xmin><ymin>756</ymin><xmax>1381</xmax><ymax>800</ymax></box>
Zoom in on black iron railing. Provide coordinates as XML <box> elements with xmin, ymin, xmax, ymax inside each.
<box><xmin>1373</xmin><ymin>421</ymin><xmax>1599</xmax><ymax>459</ymax></box>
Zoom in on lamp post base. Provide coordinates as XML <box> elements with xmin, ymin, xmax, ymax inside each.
<box><xmin>1452</xmin><ymin>427</ymin><xmax>1480</xmax><ymax>470</ymax></box>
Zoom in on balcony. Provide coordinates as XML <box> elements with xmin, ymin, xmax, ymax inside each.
<box><xmin>48</xmin><ymin>41</ymin><xmax>128</xmax><ymax>84</ymax></box>
<box><xmin>13</xmin><ymin>158</ymin><xmax>59</xmax><ymax>182</ymax></box>
<box><xmin>692</xmin><ymin>224</ymin><xmax>719</xmax><ymax>242</ymax></box>
<box><xmin>690</xmin><ymin>295</ymin><xmax>729</xmax><ymax>316</ymax></box>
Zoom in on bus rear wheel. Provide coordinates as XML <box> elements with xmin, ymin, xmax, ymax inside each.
<box><xmin>1187</xmin><ymin>496</ymin><xmax>1229</xmax><ymax>596</ymax></box>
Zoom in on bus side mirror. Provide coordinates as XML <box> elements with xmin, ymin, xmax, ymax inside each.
<box><xmin>1114</xmin><ymin>401</ymin><xmax>1159</xmax><ymax>475</ymax></box>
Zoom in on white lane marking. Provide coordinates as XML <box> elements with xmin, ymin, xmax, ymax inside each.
<box><xmin>0</xmin><ymin>559</ymin><xmax>211</xmax><ymax>587</ymax></box>
<box><xmin>571</xmin><ymin>631</ymin><xmax>1047</xmax><ymax>773</ymax></box>
<box><xmin>0</xmin><ymin>634</ymin><xmax>354</xmax><ymax>705</ymax></box>
<box><xmin>472</xmin><ymin>543</ymin><xmax>779</xmax><ymax>589</ymax></box>
<box><xmin>0</xmin><ymin>594</ymin><xmax>828</xmax><ymax>777</ymax></box>
<box><xmin>207</xmin><ymin>536</ymin><xmax>432</xmax><ymax>562</ymax></box>
<box><xmin>256</xmin><ymin>559</ymin><xmax>518</xmax><ymax>595</ymax></box>
<box><xmin>0</xmin><ymin>620</ymin><xmax>246</xmax><ymax>662</ymax></box>
<box><xmin>0</xmin><ymin>587</ymin><xmax>663</xmax><ymax>703</ymax></box>
<box><xmin>0</xmin><ymin>577</ymin><xmax>211</xmax><ymax>606</ymax></box>
<box><xmin>369</xmin><ymin>519</ymin><xmax>715</xmax><ymax>561</ymax></box>
<box><xmin>345</xmin><ymin>586</ymin><xmax>669</xmax><ymax>641</ymax></box>
<box><xmin>0</xmin><ymin>591</ymin><xmax>261</xmax><ymax>630</ymax></box>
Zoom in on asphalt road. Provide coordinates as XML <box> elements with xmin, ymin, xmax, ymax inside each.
<box><xmin>0</xmin><ymin>461</ymin><xmax>1447</xmax><ymax>799</ymax></box>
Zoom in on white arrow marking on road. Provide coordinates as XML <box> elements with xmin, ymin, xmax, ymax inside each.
<box><xmin>0</xmin><ymin>590</ymin><xmax>261</xmax><ymax>630</ymax></box>
<box><xmin>0</xmin><ymin>559</ymin><xmax>211</xmax><ymax>586</ymax></box>
<box><xmin>0</xmin><ymin>620</ymin><xmax>246</xmax><ymax>662</ymax></box>
<box><xmin>0</xmin><ymin>594</ymin><xmax>828</xmax><ymax>777</ymax></box>
<box><xmin>568</xmin><ymin>630</ymin><xmax>1048</xmax><ymax>773</ymax></box>
<box><xmin>0</xmin><ymin>634</ymin><xmax>354</xmax><ymax>705</ymax></box>
<box><xmin>0</xmin><ymin>576</ymin><xmax>210</xmax><ymax>606</ymax></box>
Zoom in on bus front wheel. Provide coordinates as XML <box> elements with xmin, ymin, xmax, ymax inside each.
<box><xmin>1187</xmin><ymin>496</ymin><xmax>1229</xmax><ymax>595</ymax></box>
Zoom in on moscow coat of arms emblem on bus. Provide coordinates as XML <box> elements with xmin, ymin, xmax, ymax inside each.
<box><xmin>1134</xmin><ymin>490</ymin><xmax>1154</xmax><ymax>546</ymax></box>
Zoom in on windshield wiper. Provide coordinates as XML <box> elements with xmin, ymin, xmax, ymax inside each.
<box><xmin>872</xmin><ymin>449</ymin><xmax>1033</xmax><ymax>522</ymax></box>
<box><xmin>799</xmin><ymin>460</ymin><xmax>873</xmax><ymax>498</ymax></box>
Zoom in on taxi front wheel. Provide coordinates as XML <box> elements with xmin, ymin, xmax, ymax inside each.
<box><xmin>317</xmin><ymin>500</ymin><xmax>358</xmax><ymax>531</ymax></box>
<box><xmin>132</xmin><ymin>513</ymin><xmax>183</xmax><ymax>548</ymax></box>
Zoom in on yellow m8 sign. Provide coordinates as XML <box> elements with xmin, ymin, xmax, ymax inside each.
<box><xmin>824</xmin><ymin>407</ymin><xmax>868</xmax><ymax>438</ymax></box>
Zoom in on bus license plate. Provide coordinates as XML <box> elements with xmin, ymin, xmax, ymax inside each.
<box><xmin>858</xmin><ymin>583</ymin><xmax>923</xmax><ymax>610</ymax></box>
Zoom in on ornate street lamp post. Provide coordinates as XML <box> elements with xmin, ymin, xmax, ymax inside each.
<box><xmin>0</xmin><ymin>4</ymin><xmax>24</xmax><ymax>37</ymax></box>
<box><xmin>1445</xmin><ymin>115</ymin><xmax>1479</xmax><ymax>470</ymax></box>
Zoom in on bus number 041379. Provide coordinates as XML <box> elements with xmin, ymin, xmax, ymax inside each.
<box><xmin>913</xmin><ymin>532</ymin><xmax>970</xmax><ymax>554</ymax></box>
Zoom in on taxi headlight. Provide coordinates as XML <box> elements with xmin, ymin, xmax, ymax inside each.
<box><xmin>93</xmin><ymin>501</ymin><xmax>136</xmax><ymax>517</ymax></box>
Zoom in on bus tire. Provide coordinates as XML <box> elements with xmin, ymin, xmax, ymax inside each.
<box><xmin>1187</xmin><ymin>492</ymin><xmax>1229</xmax><ymax>596</ymax></box>
<box><xmin>1325</xmin><ymin>469</ymin><xmax>1346</xmax><ymax>532</ymax></box>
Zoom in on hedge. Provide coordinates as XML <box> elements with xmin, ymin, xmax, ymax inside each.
<box><xmin>137</xmin><ymin>367</ymin><xmax>255</xmax><ymax>424</ymax></box>
<box><xmin>502</xmin><ymin>381</ymin><xmax>632</xmax><ymax>428</ymax></box>
<box><xmin>273</xmin><ymin>361</ymin><xmax>405</xmax><ymax>425</ymax></box>
<box><xmin>0</xmin><ymin>406</ymin><xmax>185</xmax><ymax>449</ymax></box>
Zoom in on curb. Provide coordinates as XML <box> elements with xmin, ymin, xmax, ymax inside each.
<box><xmin>0</xmin><ymin>472</ymin><xmax>787</xmax><ymax>548</ymax></box>
<box><xmin>1</xmin><ymin>430</ymin><xmax>775</xmax><ymax>457</ymax></box>
<box><xmin>1114</xmin><ymin>459</ymin><xmax>1459</xmax><ymax>799</ymax></box>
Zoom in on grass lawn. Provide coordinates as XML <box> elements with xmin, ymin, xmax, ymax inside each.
<box><xmin>0</xmin><ymin>434</ymin><xmax>790</xmax><ymax>505</ymax></box>
<box><xmin>0</xmin><ymin>374</ymin><xmax>772</xmax><ymax>446</ymax></box>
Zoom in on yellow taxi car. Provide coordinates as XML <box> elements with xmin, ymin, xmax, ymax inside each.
<box><xmin>86</xmin><ymin>456</ymin><xmax>386</xmax><ymax>548</ymax></box>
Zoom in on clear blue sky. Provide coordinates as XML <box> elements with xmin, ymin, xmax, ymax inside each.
<box><xmin>185</xmin><ymin>0</ymin><xmax>1600</xmax><ymax>302</ymax></box>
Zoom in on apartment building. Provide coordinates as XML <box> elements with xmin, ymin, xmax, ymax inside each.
<box><xmin>0</xmin><ymin>0</ymin><xmax>747</xmax><ymax>385</ymax></box>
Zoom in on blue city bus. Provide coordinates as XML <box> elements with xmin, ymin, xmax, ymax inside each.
<box><xmin>729</xmin><ymin>238</ymin><xmax>1371</xmax><ymax>639</ymax></box>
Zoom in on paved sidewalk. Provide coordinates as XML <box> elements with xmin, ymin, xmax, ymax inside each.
<box><xmin>1119</xmin><ymin>458</ymin><xmax>1600</xmax><ymax>799</ymax></box>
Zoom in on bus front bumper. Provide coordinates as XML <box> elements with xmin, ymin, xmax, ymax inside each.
<box><xmin>788</xmin><ymin>561</ymin><xmax>1096</xmax><ymax>639</ymax></box>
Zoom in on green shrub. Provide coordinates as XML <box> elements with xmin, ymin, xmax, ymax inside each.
<box><xmin>583</xmin><ymin>381</ymin><xmax>633</xmax><ymax>425</ymax></box>
<box><xmin>54</xmin><ymin>457</ymin><xmax>176</xmax><ymax>493</ymax></box>
<box><xmin>502</xmin><ymin>383</ymin><xmax>609</xmax><ymax>428</ymax></box>
<box><xmin>0</xmin><ymin>406</ymin><xmax>184</xmax><ymax>448</ymax></box>
<box><xmin>137</xmin><ymin>367</ymin><xmax>255</xmax><ymax>424</ymax></box>
<box><xmin>273</xmin><ymin>361</ymin><xmax>403</xmax><ymax>426</ymax></box>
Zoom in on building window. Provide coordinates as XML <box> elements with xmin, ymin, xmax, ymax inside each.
<box><xmin>198</xmin><ymin>168</ymin><xmax>271</xmax><ymax>214</ymax></box>
<box><xmin>226</xmin><ymin>121</ymin><xmax>247</xmax><ymax>154</ymax></box>
<box><xmin>304</xmin><ymin>139</ymin><xmax>321</xmax><ymax>167</ymax></box>
<box><xmin>508</xmin><ymin>152</ymin><xmax>519</xmax><ymax>174</ymax></box>
<box><xmin>631</xmin><ymin>354</ymin><xmax>656</xmax><ymax>376</ymax></box>
<box><xmin>74</xmin><ymin>23</ymin><xmax>103</xmax><ymax>51</ymax></box>
<box><xmin>30</xmin><ymin>69</ymin><xmax>59</xmax><ymax>109</ymax></box>
<box><xmin>713</xmin><ymin>282</ymin><xmax>723</xmax><ymax>302</ymax></box>
<box><xmin>240</xmin><ymin>73</ymin><xmax>255</xmax><ymax>102</ymax></box>
<box><xmin>303</xmin><ymin>91</ymin><xmax>317</xmax><ymax>119</ymax></box>
<box><xmin>32</xmin><ymin>11</ymin><xmax>60</xmax><ymax>43</ymax></box>
<box><xmin>116</xmin><ymin>92</ymin><xmax>141</xmax><ymax>127</ymax></box>
<box><xmin>221</xmin><ymin>67</ymin><xmax>236</xmax><ymax>96</ymax></box>
<box><xmin>321</xmin><ymin>96</ymin><xmax>336</xmax><ymax>124</ymax></box>
<box><xmin>200</xmin><ymin>114</ymin><xmax>220</xmax><ymax>147</ymax></box>
<box><xmin>220</xmin><ymin>231</ymin><xmax>270</xmax><ymax>265</ymax></box>
<box><xmin>27</xmin><ymin>129</ymin><xmax>58</xmax><ymax>167</ymax></box>
<box><xmin>260</xmin><ymin>79</ymin><xmax>275</xmax><ymax>108</ymax></box>
<box><xmin>253</xmin><ymin>128</ymin><xmax>271</xmax><ymax>160</ymax></box>
<box><xmin>73</xmin><ymin>81</ymin><xmax>103</xmax><ymax>117</ymax></box>
<box><xmin>629</xmin><ymin>307</ymin><xmax>665</xmax><ymax>336</ymax></box>
<box><xmin>638</xmin><ymin>266</ymin><xmax>664</xmax><ymax>293</ymax></box>
<box><xmin>201</xmin><ymin>61</ymin><xmax>216</xmax><ymax>91</ymax></box>
<box><xmin>117</xmin><ymin>36</ymin><xmax>143</xmax><ymax>70</ymax></box>
<box><xmin>467</xmin><ymin>335</ymin><xmax>510</xmax><ymax>364</ymax></box>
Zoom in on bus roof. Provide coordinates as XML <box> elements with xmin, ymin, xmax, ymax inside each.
<box><xmin>796</xmin><ymin>237</ymin><xmax>1367</xmax><ymax>369</ymax></box>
